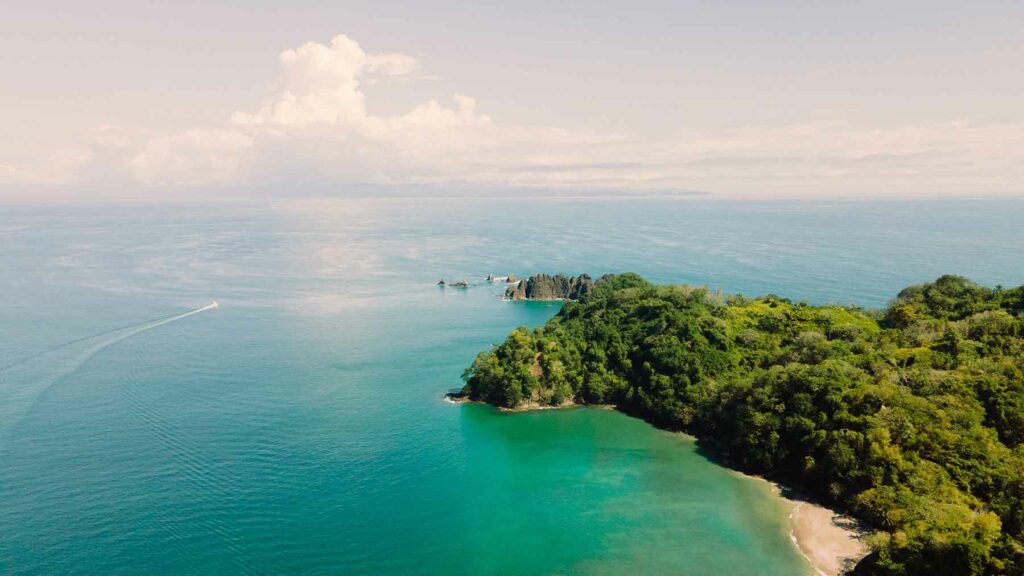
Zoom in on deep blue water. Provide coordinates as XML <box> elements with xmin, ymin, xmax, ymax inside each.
<box><xmin>1</xmin><ymin>197</ymin><xmax>1022</xmax><ymax>575</ymax></box>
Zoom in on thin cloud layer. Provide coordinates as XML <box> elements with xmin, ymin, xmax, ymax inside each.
<box><xmin>3</xmin><ymin>33</ymin><xmax>1022</xmax><ymax>197</ymax></box>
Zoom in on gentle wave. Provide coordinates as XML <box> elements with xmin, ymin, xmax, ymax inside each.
<box><xmin>0</xmin><ymin>302</ymin><xmax>219</xmax><ymax>447</ymax></box>
<box><xmin>117</xmin><ymin>351</ymin><xmax>267</xmax><ymax>576</ymax></box>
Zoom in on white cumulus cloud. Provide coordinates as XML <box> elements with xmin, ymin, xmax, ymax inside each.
<box><xmin>119</xmin><ymin>34</ymin><xmax>600</xmax><ymax>188</ymax></box>
<box><xmin>4</xmin><ymin>33</ymin><xmax>1022</xmax><ymax>198</ymax></box>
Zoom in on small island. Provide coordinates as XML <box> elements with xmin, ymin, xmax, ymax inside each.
<box><xmin>459</xmin><ymin>274</ymin><xmax>1024</xmax><ymax>576</ymax></box>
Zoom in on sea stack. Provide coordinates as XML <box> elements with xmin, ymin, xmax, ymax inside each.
<box><xmin>505</xmin><ymin>273</ymin><xmax>610</xmax><ymax>301</ymax></box>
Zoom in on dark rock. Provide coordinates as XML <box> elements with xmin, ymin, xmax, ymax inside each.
<box><xmin>505</xmin><ymin>273</ymin><xmax>608</xmax><ymax>301</ymax></box>
<box><xmin>444</xmin><ymin>389</ymin><xmax>469</xmax><ymax>402</ymax></box>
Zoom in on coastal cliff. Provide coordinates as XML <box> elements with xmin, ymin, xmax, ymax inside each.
<box><xmin>505</xmin><ymin>273</ymin><xmax>611</xmax><ymax>301</ymax></box>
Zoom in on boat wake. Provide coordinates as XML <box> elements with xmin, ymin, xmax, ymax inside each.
<box><xmin>1</xmin><ymin>300</ymin><xmax>265</xmax><ymax>573</ymax></box>
<box><xmin>0</xmin><ymin>302</ymin><xmax>219</xmax><ymax>446</ymax></box>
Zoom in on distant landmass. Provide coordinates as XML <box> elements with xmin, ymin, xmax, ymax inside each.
<box><xmin>459</xmin><ymin>274</ymin><xmax>1024</xmax><ymax>576</ymax></box>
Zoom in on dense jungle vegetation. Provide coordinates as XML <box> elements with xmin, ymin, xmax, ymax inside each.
<box><xmin>461</xmin><ymin>274</ymin><xmax>1024</xmax><ymax>575</ymax></box>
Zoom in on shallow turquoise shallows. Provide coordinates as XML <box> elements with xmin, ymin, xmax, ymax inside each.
<box><xmin>2</xmin><ymin>197</ymin><xmax>1023</xmax><ymax>575</ymax></box>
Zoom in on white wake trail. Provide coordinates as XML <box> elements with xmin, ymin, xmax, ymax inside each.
<box><xmin>117</xmin><ymin>301</ymin><xmax>218</xmax><ymax>336</ymax></box>
<box><xmin>0</xmin><ymin>302</ymin><xmax>219</xmax><ymax>447</ymax></box>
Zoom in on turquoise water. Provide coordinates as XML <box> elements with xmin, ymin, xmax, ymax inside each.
<box><xmin>1</xmin><ymin>197</ymin><xmax>1022</xmax><ymax>575</ymax></box>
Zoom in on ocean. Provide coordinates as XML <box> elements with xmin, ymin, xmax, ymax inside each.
<box><xmin>2</xmin><ymin>197</ymin><xmax>1022</xmax><ymax>575</ymax></box>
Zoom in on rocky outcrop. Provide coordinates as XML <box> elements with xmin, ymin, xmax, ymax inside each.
<box><xmin>505</xmin><ymin>273</ymin><xmax>609</xmax><ymax>301</ymax></box>
<box><xmin>485</xmin><ymin>274</ymin><xmax>518</xmax><ymax>283</ymax></box>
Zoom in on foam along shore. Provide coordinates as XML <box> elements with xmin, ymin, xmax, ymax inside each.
<box><xmin>778</xmin><ymin>487</ymin><xmax>869</xmax><ymax>575</ymax></box>
<box><xmin>733</xmin><ymin>472</ymin><xmax>868</xmax><ymax>575</ymax></box>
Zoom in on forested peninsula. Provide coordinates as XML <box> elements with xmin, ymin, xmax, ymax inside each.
<box><xmin>460</xmin><ymin>274</ymin><xmax>1024</xmax><ymax>575</ymax></box>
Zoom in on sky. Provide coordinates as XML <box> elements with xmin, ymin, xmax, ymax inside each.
<box><xmin>2</xmin><ymin>0</ymin><xmax>1023</xmax><ymax>200</ymax></box>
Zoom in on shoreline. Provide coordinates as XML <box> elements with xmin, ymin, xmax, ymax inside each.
<box><xmin>785</xmin><ymin>495</ymin><xmax>869</xmax><ymax>576</ymax></box>
<box><xmin>743</xmin><ymin>474</ymin><xmax>869</xmax><ymax>576</ymax></box>
<box><xmin>445</xmin><ymin>396</ymin><xmax>870</xmax><ymax>574</ymax></box>
<box><xmin>443</xmin><ymin>393</ymin><xmax>615</xmax><ymax>413</ymax></box>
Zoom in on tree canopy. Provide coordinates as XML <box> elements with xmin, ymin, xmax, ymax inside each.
<box><xmin>462</xmin><ymin>274</ymin><xmax>1024</xmax><ymax>575</ymax></box>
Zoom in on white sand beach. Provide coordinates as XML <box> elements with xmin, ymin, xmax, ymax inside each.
<box><xmin>782</xmin><ymin>491</ymin><xmax>869</xmax><ymax>575</ymax></box>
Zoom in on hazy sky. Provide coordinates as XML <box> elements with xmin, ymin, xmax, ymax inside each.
<box><xmin>2</xmin><ymin>0</ymin><xmax>1023</xmax><ymax>199</ymax></box>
